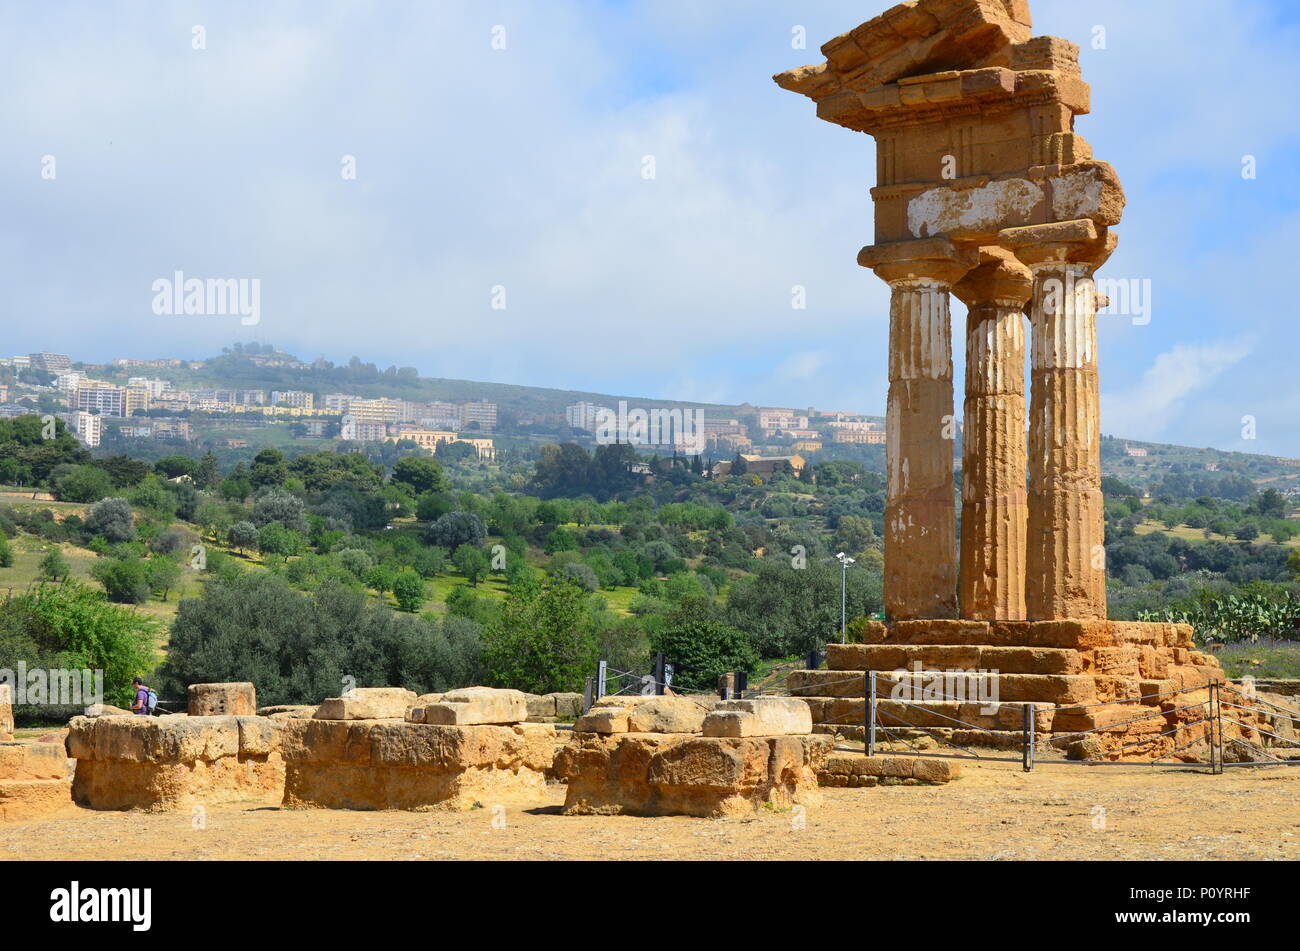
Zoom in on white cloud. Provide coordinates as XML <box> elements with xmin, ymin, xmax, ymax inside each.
<box><xmin>1102</xmin><ymin>339</ymin><xmax>1255</xmax><ymax>440</ymax></box>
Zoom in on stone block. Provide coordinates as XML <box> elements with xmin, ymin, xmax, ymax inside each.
<box><xmin>703</xmin><ymin>698</ymin><xmax>812</xmax><ymax>737</ymax></box>
<box><xmin>421</xmin><ymin>687</ymin><xmax>528</xmax><ymax>726</ymax></box>
<box><xmin>187</xmin><ymin>682</ymin><xmax>257</xmax><ymax>717</ymax></box>
<box><xmin>550</xmin><ymin>693</ymin><xmax>584</xmax><ymax>719</ymax></box>
<box><xmin>313</xmin><ymin>687</ymin><xmax>417</xmax><ymax>721</ymax></box>
<box><xmin>572</xmin><ymin>708</ymin><xmax>630</xmax><ymax>734</ymax></box>
<box><xmin>625</xmin><ymin>696</ymin><xmax>708</xmax><ymax>734</ymax></box>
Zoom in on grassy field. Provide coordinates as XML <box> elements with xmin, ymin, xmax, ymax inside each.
<box><xmin>1134</xmin><ymin>519</ymin><xmax>1300</xmax><ymax>548</ymax></box>
<box><xmin>1216</xmin><ymin>641</ymin><xmax>1300</xmax><ymax>679</ymax></box>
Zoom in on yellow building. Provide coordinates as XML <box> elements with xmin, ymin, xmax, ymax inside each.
<box><xmin>386</xmin><ymin>429</ymin><xmax>496</xmax><ymax>461</ymax></box>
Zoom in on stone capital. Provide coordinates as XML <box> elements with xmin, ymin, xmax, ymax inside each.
<box><xmin>858</xmin><ymin>236</ymin><xmax>977</xmax><ymax>287</ymax></box>
<box><xmin>952</xmin><ymin>249</ymin><xmax>1034</xmax><ymax>310</ymax></box>
<box><xmin>998</xmin><ymin>219</ymin><xmax>1118</xmax><ymax>273</ymax></box>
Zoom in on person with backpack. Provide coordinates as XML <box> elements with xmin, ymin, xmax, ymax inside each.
<box><xmin>130</xmin><ymin>677</ymin><xmax>158</xmax><ymax>716</ymax></box>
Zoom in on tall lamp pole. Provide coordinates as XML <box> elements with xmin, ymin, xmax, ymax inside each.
<box><xmin>836</xmin><ymin>552</ymin><xmax>856</xmax><ymax>643</ymax></box>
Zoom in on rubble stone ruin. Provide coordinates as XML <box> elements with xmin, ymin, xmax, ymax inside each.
<box><xmin>775</xmin><ymin>0</ymin><xmax>1271</xmax><ymax>758</ymax></box>
<box><xmin>555</xmin><ymin>696</ymin><xmax>834</xmax><ymax>817</ymax></box>
<box><xmin>281</xmin><ymin>687</ymin><xmax>557</xmax><ymax>811</ymax></box>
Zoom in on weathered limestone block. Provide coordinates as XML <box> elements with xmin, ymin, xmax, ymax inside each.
<box><xmin>82</xmin><ymin>703</ymin><xmax>134</xmax><ymax>717</ymax></box>
<box><xmin>555</xmin><ymin>731</ymin><xmax>831</xmax><ymax>818</ymax></box>
<box><xmin>0</xmin><ymin>683</ymin><xmax>12</xmax><ymax>738</ymax></box>
<box><xmin>524</xmin><ymin>693</ymin><xmax>556</xmax><ymax>720</ymax></box>
<box><xmin>280</xmin><ymin>719</ymin><xmax>555</xmax><ymax>811</ymax></box>
<box><xmin>624</xmin><ymin>696</ymin><xmax>708</xmax><ymax>734</ymax></box>
<box><xmin>703</xmin><ymin>698</ymin><xmax>813</xmax><ymax>737</ymax></box>
<box><xmin>576</xmin><ymin>695</ymin><xmax>710</xmax><ymax>734</ymax></box>
<box><xmin>257</xmin><ymin>705</ymin><xmax>317</xmax><ymax>720</ymax></box>
<box><xmin>817</xmin><ymin>752</ymin><xmax>961</xmax><ymax>787</ymax></box>
<box><xmin>187</xmin><ymin>682</ymin><xmax>257</xmax><ymax>717</ymax></box>
<box><xmin>551</xmin><ymin>693</ymin><xmax>584</xmax><ymax>719</ymax></box>
<box><xmin>572</xmin><ymin>708</ymin><xmax>630</xmax><ymax>734</ymax></box>
<box><xmin>65</xmin><ymin>715</ymin><xmax>284</xmax><ymax>811</ymax></box>
<box><xmin>0</xmin><ymin>740</ymin><xmax>74</xmax><ymax>820</ymax></box>
<box><xmin>418</xmin><ymin>687</ymin><xmax>528</xmax><ymax>726</ymax></box>
<box><xmin>314</xmin><ymin>687</ymin><xmax>417</xmax><ymax>721</ymax></box>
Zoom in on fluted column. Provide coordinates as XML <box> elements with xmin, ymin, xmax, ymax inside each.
<box><xmin>953</xmin><ymin>255</ymin><xmax>1033</xmax><ymax>620</ymax></box>
<box><xmin>859</xmin><ymin>239</ymin><xmax>975</xmax><ymax>622</ymax></box>
<box><xmin>1000</xmin><ymin>221</ymin><xmax>1116</xmax><ymax>621</ymax></box>
<box><xmin>1024</xmin><ymin>259</ymin><xmax>1105</xmax><ymax>619</ymax></box>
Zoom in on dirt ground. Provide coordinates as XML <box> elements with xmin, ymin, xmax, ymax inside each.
<box><xmin>7</xmin><ymin>757</ymin><xmax>1298</xmax><ymax>861</ymax></box>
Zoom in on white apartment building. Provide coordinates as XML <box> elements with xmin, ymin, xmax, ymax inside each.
<box><xmin>566</xmin><ymin>401</ymin><xmax>606</xmax><ymax>431</ymax></box>
<box><xmin>59</xmin><ymin>411</ymin><xmax>103</xmax><ymax>447</ymax></box>
<box><xmin>461</xmin><ymin>400</ymin><xmax>497</xmax><ymax>432</ymax></box>
<box><xmin>75</xmin><ymin>383</ymin><xmax>125</xmax><ymax>417</ymax></box>
<box><xmin>270</xmin><ymin>390</ymin><xmax>315</xmax><ymax>410</ymax></box>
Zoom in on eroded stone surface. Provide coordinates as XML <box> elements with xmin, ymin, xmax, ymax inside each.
<box><xmin>280</xmin><ymin>719</ymin><xmax>556</xmax><ymax>811</ymax></box>
<box><xmin>703</xmin><ymin>698</ymin><xmax>813</xmax><ymax>737</ymax></box>
<box><xmin>796</xmin><ymin>623</ymin><xmax>1275</xmax><ymax>761</ymax></box>
<box><xmin>416</xmin><ymin>687</ymin><xmax>528</xmax><ymax>726</ymax></box>
<box><xmin>314</xmin><ymin>687</ymin><xmax>417</xmax><ymax>721</ymax></box>
<box><xmin>554</xmin><ymin>732</ymin><xmax>831</xmax><ymax>818</ymax></box>
<box><xmin>65</xmin><ymin>715</ymin><xmax>284</xmax><ymax>811</ymax></box>
<box><xmin>188</xmin><ymin>682</ymin><xmax>257</xmax><ymax>717</ymax></box>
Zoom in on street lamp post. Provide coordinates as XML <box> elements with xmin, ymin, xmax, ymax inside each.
<box><xmin>836</xmin><ymin>552</ymin><xmax>855</xmax><ymax>644</ymax></box>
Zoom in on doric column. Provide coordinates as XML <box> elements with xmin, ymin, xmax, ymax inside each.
<box><xmin>859</xmin><ymin>238</ymin><xmax>975</xmax><ymax>621</ymax></box>
<box><xmin>1000</xmin><ymin>221</ymin><xmax>1117</xmax><ymax>621</ymax></box>
<box><xmin>953</xmin><ymin>252</ymin><xmax>1033</xmax><ymax>621</ymax></box>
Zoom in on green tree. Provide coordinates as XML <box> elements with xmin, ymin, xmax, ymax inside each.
<box><xmin>257</xmin><ymin>522</ymin><xmax>303</xmax><ymax>559</ymax></box>
<box><xmin>227</xmin><ymin>521</ymin><xmax>258</xmax><ymax>554</ymax></box>
<box><xmin>250</xmin><ymin>448</ymin><xmax>289</xmax><ymax>488</ymax></box>
<box><xmin>91</xmin><ymin>556</ymin><xmax>152</xmax><ymax>604</ymax></box>
<box><xmin>365</xmin><ymin>563</ymin><xmax>398</xmax><ymax>596</ymax></box>
<box><xmin>0</xmin><ymin>532</ymin><xmax>13</xmax><ymax>568</ymax></box>
<box><xmin>391</xmin><ymin>456</ymin><xmax>449</xmax><ymax>496</ymax></box>
<box><xmin>0</xmin><ymin>581</ymin><xmax>158</xmax><ymax>707</ymax></box>
<box><xmin>650</xmin><ymin>597</ymin><xmax>760</xmax><ymax>691</ymax></box>
<box><xmin>147</xmin><ymin>556</ymin><xmax>183</xmax><ymax>601</ymax></box>
<box><xmin>482</xmin><ymin>578</ymin><xmax>597</xmax><ymax>693</ymax></box>
<box><xmin>392</xmin><ymin>570</ymin><xmax>426</xmax><ymax>613</ymax></box>
<box><xmin>39</xmin><ymin>547</ymin><xmax>70</xmax><ymax>582</ymax></box>
<box><xmin>84</xmin><ymin>497</ymin><xmax>136</xmax><ymax>544</ymax></box>
<box><xmin>424</xmin><ymin>510</ymin><xmax>487</xmax><ymax>549</ymax></box>
<box><xmin>160</xmin><ymin>573</ymin><xmax>483</xmax><ymax>705</ymax></box>
<box><xmin>51</xmin><ymin>464</ymin><xmax>115</xmax><ymax>503</ymax></box>
<box><xmin>453</xmin><ymin>544</ymin><xmax>491</xmax><ymax>587</ymax></box>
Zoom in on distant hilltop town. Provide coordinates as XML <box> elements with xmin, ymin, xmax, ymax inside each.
<box><xmin>4</xmin><ymin>348</ymin><xmax>1294</xmax><ymax>497</ymax></box>
<box><xmin>0</xmin><ymin>347</ymin><xmax>888</xmax><ymax>467</ymax></box>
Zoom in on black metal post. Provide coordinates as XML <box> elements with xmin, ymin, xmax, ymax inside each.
<box><xmin>1022</xmin><ymin>704</ymin><xmax>1033</xmax><ymax>772</ymax></box>
<box><xmin>866</xmin><ymin>671</ymin><xmax>877</xmax><ymax>757</ymax></box>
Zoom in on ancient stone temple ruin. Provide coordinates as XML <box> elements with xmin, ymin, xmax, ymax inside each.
<box><xmin>775</xmin><ymin>0</ymin><xmax>1250</xmax><ymax>758</ymax></box>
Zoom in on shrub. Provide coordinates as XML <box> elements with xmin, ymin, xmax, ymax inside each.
<box><xmin>0</xmin><ymin>581</ymin><xmax>158</xmax><ymax>708</ymax></box>
<box><xmin>84</xmin><ymin>498</ymin><xmax>136</xmax><ymax>544</ymax></box>
<box><xmin>160</xmin><ymin>573</ymin><xmax>482</xmax><ymax>704</ymax></box>
<box><xmin>90</xmin><ymin>556</ymin><xmax>151</xmax><ymax>604</ymax></box>
<box><xmin>39</xmin><ymin>547</ymin><xmax>70</xmax><ymax>582</ymax></box>
<box><xmin>392</xmin><ymin>570</ymin><xmax>426</xmax><ymax>613</ymax></box>
<box><xmin>424</xmin><ymin>510</ymin><xmax>487</xmax><ymax>549</ymax></box>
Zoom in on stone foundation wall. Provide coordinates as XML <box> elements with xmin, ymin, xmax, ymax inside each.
<box><xmin>65</xmin><ymin>715</ymin><xmax>285</xmax><ymax>811</ymax></box>
<box><xmin>555</xmin><ymin>731</ymin><xmax>832</xmax><ymax>818</ymax></box>
<box><xmin>280</xmin><ymin>718</ymin><xmax>556</xmax><ymax>811</ymax></box>
<box><xmin>792</xmin><ymin>621</ymin><xmax>1274</xmax><ymax>761</ymax></box>
<box><xmin>0</xmin><ymin>740</ymin><xmax>74</xmax><ymax>821</ymax></box>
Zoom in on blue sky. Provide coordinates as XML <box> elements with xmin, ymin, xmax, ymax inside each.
<box><xmin>2</xmin><ymin>1</ymin><xmax>1299</xmax><ymax>455</ymax></box>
